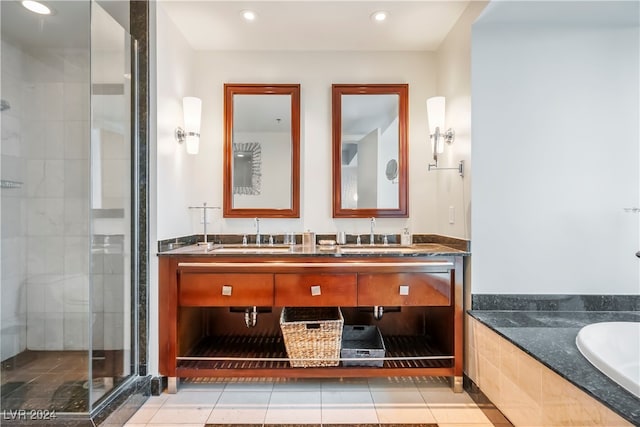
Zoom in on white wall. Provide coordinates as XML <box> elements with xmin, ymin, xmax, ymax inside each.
<box><xmin>434</xmin><ymin>1</ymin><xmax>487</xmax><ymax>239</ymax></box>
<box><xmin>187</xmin><ymin>51</ymin><xmax>437</xmax><ymax>238</ymax></box>
<box><xmin>149</xmin><ymin>2</ymin><xmax>197</xmax><ymax>375</ymax></box>
<box><xmin>471</xmin><ymin>2</ymin><xmax>639</xmax><ymax>294</ymax></box>
<box><xmin>155</xmin><ymin>5</ymin><xmax>198</xmax><ymax>241</ymax></box>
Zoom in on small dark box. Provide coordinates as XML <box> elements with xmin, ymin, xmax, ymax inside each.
<box><xmin>340</xmin><ymin>325</ymin><xmax>386</xmax><ymax>367</ymax></box>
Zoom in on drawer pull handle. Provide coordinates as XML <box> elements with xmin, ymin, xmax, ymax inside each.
<box><xmin>306</xmin><ymin>323</ymin><xmax>321</xmax><ymax>329</ymax></box>
<box><xmin>399</xmin><ymin>285</ymin><xmax>410</xmax><ymax>296</ymax></box>
<box><xmin>221</xmin><ymin>285</ymin><xmax>232</xmax><ymax>296</ymax></box>
<box><xmin>310</xmin><ymin>285</ymin><xmax>321</xmax><ymax>296</ymax></box>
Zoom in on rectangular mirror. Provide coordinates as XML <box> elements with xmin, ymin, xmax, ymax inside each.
<box><xmin>224</xmin><ymin>84</ymin><xmax>300</xmax><ymax>217</ymax></box>
<box><xmin>332</xmin><ymin>84</ymin><xmax>409</xmax><ymax>217</ymax></box>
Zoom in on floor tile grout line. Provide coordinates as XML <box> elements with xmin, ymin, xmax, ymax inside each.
<box><xmin>262</xmin><ymin>386</ymin><xmax>272</xmax><ymax>427</ymax></box>
<box><xmin>367</xmin><ymin>381</ymin><xmax>380</xmax><ymax>425</ymax></box>
<box><xmin>169</xmin><ymin>379</ymin><xmax>501</xmax><ymax>427</ymax></box>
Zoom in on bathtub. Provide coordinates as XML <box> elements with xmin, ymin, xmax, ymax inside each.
<box><xmin>576</xmin><ymin>322</ymin><xmax>640</xmax><ymax>398</ymax></box>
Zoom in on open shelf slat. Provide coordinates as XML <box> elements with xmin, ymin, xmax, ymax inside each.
<box><xmin>177</xmin><ymin>334</ymin><xmax>452</xmax><ymax>371</ymax></box>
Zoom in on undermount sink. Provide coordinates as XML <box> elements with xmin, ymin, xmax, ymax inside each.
<box><xmin>209</xmin><ymin>245</ymin><xmax>292</xmax><ymax>254</ymax></box>
<box><xmin>338</xmin><ymin>245</ymin><xmax>416</xmax><ymax>254</ymax></box>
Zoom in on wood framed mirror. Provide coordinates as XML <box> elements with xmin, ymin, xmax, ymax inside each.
<box><xmin>224</xmin><ymin>84</ymin><xmax>300</xmax><ymax>218</ymax></box>
<box><xmin>332</xmin><ymin>84</ymin><xmax>409</xmax><ymax>218</ymax></box>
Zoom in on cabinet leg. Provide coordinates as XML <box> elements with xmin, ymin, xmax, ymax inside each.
<box><xmin>452</xmin><ymin>376</ymin><xmax>463</xmax><ymax>393</ymax></box>
<box><xmin>168</xmin><ymin>377</ymin><xmax>179</xmax><ymax>394</ymax></box>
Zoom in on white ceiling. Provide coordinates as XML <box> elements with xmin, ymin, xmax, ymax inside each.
<box><xmin>0</xmin><ymin>1</ymin><xmax>129</xmax><ymax>50</ymax></box>
<box><xmin>159</xmin><ymin>1</ymin><xmax>471</xmax><ymax>51</ymax></box>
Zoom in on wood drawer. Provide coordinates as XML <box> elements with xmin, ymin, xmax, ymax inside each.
<box><xmin>357</xmin><ymin>273</ymin><xmax>451</xmax><ymax>306</ymax></box>
<box><xmin>274</xmin><ymin>273</ymin><xmax>357</xmax><ymax>306</ymax></box>
<box><xmin>179</xmin><ymin>273</ymin><xmax>273</xmax><ymax>306</ymax></box>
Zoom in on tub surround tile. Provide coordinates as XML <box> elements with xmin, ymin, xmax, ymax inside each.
<box><xmin>468</xmin><ymin>312</ymin><xmax>639</xmax><ymax>425</ymax></box>
<box><xmin>472</xmin><ymin>320</ymin><xmax>631</xmax><ymax>427</ymax></box>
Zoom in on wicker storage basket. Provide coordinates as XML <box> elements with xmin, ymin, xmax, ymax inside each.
<box><xmin>280</xmin><ymin>307</ymin><xmax>343</xmax><ymax>367</ymax></box>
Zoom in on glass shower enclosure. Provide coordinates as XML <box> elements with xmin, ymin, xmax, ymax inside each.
<box><xmin>1</xmin><ymin>0</ymin><xmax>139</xmax><ymax>416</ymax></box>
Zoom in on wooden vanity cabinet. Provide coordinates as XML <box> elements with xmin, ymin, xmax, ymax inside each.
<box><xmin>180</xmin><ymin>273</ymin><xmax>273</xmax><ymax>306</ymax></box>
<box><xmin>274</xmin><ymin>273</ymin><xmax>357</xmax><ymax>306</ymax></box>
<box><xmin>159</xmin><ymin>255</ymin><xmax>464</xmax><ymax>393</ymax></box>
<box><xmin>357</xmin><ymin>272</ymin><xmax>451</xmax><ymax>306</ymax></box>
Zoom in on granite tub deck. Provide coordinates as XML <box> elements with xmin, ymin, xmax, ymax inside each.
<box><xmin>468</xmin><ymin>310</ymin><xmax>640</xmax><ymax>425</ymax></box>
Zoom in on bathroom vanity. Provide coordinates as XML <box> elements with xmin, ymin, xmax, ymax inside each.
<box><xmin>158</xmin><ymin>242</ymin><xmax>467</xmax><ymax>393</ymax></box>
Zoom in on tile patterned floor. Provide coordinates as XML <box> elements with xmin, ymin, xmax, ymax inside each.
<box><xmin>1</xmin><ymin>351</ymin><xmax>90</xmax><ymax>412</ymax></box>
<box><xmin>125</xmin><ymin>377</ymin><xmax>513</xmax><ymax>427</ymax></box>
<box><xmin>1</xmin><ymin>350</ymin><xmax>123</xmax><ymax>412</ymax></box>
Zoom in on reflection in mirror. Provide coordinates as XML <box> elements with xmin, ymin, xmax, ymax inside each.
<box><xmin>385</xmin><ymin>159</ymin><xmax>398</xmax><ymax>183</ymax></box>
<box><xmin>332</xmin><ymin>84</ymin><xmax>408</xmax><ymax>217</ymax></box>
<box><xmin>233</xmin><ymin>142</ymin><xmax>261</xmax><ymax>195</ymax></box>
<box><xmin>224</xmin><ymin>84</ymin><xmax>300</xmax><ymax>217</ymax></box>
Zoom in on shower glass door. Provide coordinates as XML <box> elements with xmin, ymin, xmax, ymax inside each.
<box><xmin>0</xmin><ymin>0</ymin><xmax>138</xmax><ymax>415</ymax></box>
<box><xmin>0</xmin><ymin>0</ymin><xmax>93</xmax><ymax>414</ymax></box>
<box><xmin>89</xmin><ymin>2</ymin><xmax>137</xmax><ymax>406</ymax></box>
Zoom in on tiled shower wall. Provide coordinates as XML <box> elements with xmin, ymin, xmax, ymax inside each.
<box><xmin>1</xmin><ymin>39</ymin><xmax>28</xmax><ymax>360</ymax></box>
<box><xmin>1</xmin><ymin>38</ymin><xmax>92</xmax><ymax>356</ymax></box>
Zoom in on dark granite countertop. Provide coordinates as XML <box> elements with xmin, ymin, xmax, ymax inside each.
<box><xmin>468</xmin><ymin>310</ymin><xmax>640</xmax><ymax>425</ymax></box>
<box><xmin>157</xmin><ymin>233</ymin><xmax>470</xmax><ymax>256</ymax></box>
<box><xmin>157</xmin><ymin>242</ymin><xmax>468</xmax><ymax>258</ymax></box>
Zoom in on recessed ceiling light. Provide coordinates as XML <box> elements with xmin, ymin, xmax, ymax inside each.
<box><xmin>22</xmin><ymin>0</ymin><xmax>53</xmax><ymax>15</ymax></box>
<box><xmin>371</xmin><ymin>11</ymin><xmax>388</xmax><ymax>22</ymax></box>
<box><xmin>241</xmin><ymin>10</ymin><xmax>257</xmax><ymax>21</ymax></box>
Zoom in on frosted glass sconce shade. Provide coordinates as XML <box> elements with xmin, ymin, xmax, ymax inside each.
<box><xmin>426</xmin><ymin>96</ymin><xmax>445</xmax><ymax>137</ymax></box>
<box><xmin>427</xmin><ymin>96</ymin><xmax>449</xmax><ymax>154</ymax></box>
<box><xmin>175</xmin><ymin>96</ymin><xmax>202</xmax><ymax>155</ymax></box>
<box><xmin>426</xmin><ymin>96</ymin><xmax>462</xmax><ymax>176</ymax></box>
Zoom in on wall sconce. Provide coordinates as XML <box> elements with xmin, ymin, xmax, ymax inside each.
<box><xmin>426</xmin><ymin>96</ymin><xmax>463</xmax><ymax>177</ymax></box>
<box><xmin>175</xmin><ymin>96</ymin><xmax>202</xmax><ymax>155</ymax></box>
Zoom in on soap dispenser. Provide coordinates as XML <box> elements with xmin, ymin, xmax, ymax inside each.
<box><xmin>401</xmin><ymin>227</ymin><xmax>411</xmax><ymax>246</ymax></box>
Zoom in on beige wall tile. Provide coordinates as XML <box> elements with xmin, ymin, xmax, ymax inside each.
<box><xmin>477</xmin><ymin>353</ymin><xmax>501</xmax><ymax>406</ymax></box>
<box><xmin>499</xmin><ymin>374</ymin><xmax>542</xmax><ymax>427</ymax></box>
<box><xmin>465</xmin><ymin>314</ymin><xmax>478</xmax><ymax>382</ymax></box>
<box><xmin>470</xmin><ymin>317</ymin><xmax>633</xmax><ymax>427</ymax></box>
<box><xmin>516</xmin><ymin>350</ymin><xmax>542</xmax><ymax>403</ymax></box>
<box><xmin>499</xmin><ymin>334</ymin><xmax>518</xmax><ymax>382</ymax></box>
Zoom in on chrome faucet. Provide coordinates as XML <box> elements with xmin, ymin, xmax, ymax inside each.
<box><xmin>370</xmin><ymin>217</ymin><xmax>376</xmax><ymax>245</ymax></box>
<box><xmin>254</xmin><ymin>217</ymin><xmax>261</xmax><ymax>246</ymax></box>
